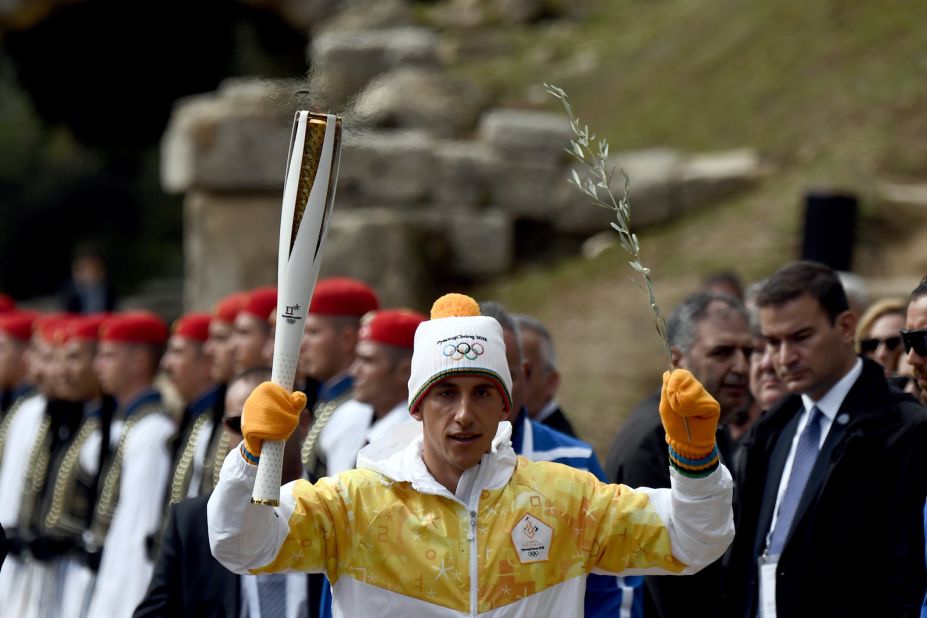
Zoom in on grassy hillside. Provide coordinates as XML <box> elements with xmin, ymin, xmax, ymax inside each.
<box><xmin>428</xmin><ymin>0</ymin><xmax>927</xmax><ymax>457</ymax></box>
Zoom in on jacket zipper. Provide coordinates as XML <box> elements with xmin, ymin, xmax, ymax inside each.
<box><xmin>468</xmin><ymin>508</ymin><xmax>477</xmax><ymax>617</ymax></box>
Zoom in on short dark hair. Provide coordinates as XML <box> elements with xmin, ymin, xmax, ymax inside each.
<box><xmin>667</xmin><ymin>292</ymin><xmax>749</xmax><ymax>353</ymax></box>
<box><xmin>755</xmin><ymin>261</ymin><xmax>849</xmax><ymax>324</ymax></box>
<box><xmin>702</xmin><ymin>270</ymin><xmax>744</xmax><ymax>301</ymax></box>
<box><xmin>910</xmin><ymin>276</ymin><xmax>927</xmax><ymax>302</ymax></box>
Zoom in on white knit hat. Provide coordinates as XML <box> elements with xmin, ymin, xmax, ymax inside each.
<box><xmin>408</xmin><ymin>294</ymin><xmax>513</xmax><ymax>413</ymax></box>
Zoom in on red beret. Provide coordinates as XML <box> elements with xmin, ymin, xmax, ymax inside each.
<box><xmin>359</xmin><ymin>309</ymin><xmax>426</xmax><ymax>349</ymax></box>
<box><xmin>309</xmin><ymin>278</ymin><xmax>379</xmax><ymax>317</ymax></box>
<box><xmin>64</xmin><ymin>314</ymin><xmax>108</xmax><ymax>343</ymax></box>
<box><xmin>0</xmin><ymin>294</ymin><xmax>15</xmax><ymax>314</ymax></box>
<box><xmin>172</xmin><ymin>313</ymin><xmax>211</xmax><ymax>343</ymax></box>
<box><xmin>213</xmin><ymin>291</ymin><xmax>247</xmax><ymax>325</ymax></box>
<box><xmin>35</xmin><ymin>313</ymin><xmax>78</xmax><ymax>344</ymax></box>
<box><xmin>0</xmin><ymin>311</ymin><xmax>39</xmax><ymax>342</ymax></box>
<box><xmin>240</xmin><ymin>287</ymin><xmax>277</xmax><ymax>321</ymax></box>
<box><xmin>100</xmin><ymin>312</ymin><xmax>168</xmax><ymax>345</ymax></box>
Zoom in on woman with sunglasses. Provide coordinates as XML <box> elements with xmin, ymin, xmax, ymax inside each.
<box><xmin>856</xmin><ymin>298</ymin><xmax>907</xmax><ymax>378</ymax></box>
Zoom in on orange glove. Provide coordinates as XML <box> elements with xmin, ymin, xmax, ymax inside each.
<box><xmin>659</xmin><ymin>369</ymin><xmax>720</xmax><ymax>474</ymax></box>
<box><xmin>241</xmin><ymin>382</ymin><xmax>307</xmax><ymax>458</ymax></box>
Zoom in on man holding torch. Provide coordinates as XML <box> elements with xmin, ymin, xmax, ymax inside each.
<box><xmin>208</xmin><ymin>294</ymin><xmax>734</xmax><ymax>617</ymax></box>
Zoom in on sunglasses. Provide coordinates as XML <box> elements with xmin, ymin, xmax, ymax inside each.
<box><xmin>223</xmin><ymin>416</ymin><xmax>242</xmax><ymax>434</ymax></box>
<box><xmin>901</xmin><ymin>329</ymin><xmax>927</xmax><ymax>357</ymax></box>
<box><xmin>859</xmin><ymin>336</ymin><xmax>902</xmax><ymax>355</ymax></box>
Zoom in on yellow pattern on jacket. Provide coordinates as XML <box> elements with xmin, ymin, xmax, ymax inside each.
<box><xmin>209</xmin><ymin>422</ymin><xmax>733</xmax><ymax>617</ymax></box>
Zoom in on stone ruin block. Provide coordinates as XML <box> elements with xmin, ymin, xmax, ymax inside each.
<box><xmin>433</xmin><ymin>207</ymin><xmax>513</xmax><ymax>278</ymax></box>
<box><xmin>184</xmin><ymin>192</ymin><xmax>279</xmax><ymax>311</ymax></box>
<box><xmin>678</xmin><ymin>148</ymin><xmax>764</xmax><ymax>212</ymax></box>
<box><xmin>162</xmin><ymin>80</ymin><xmax>298</xmax><ymax>194</ymax></box>
<box><xmin>478</xmin><ymin>108</ymin><xmax>572</xmax><ymax>166</ymax></box>
<box><xmin>431</xmin><ymin>141</ymin><xmax>499</xmax><ymax>207</ymax></box>
<box><xmin>310</xmin><ymin>27</ymin><xmax>440</xmax><ymax>104</ymax></box>
<box><xmin>318</xmin><ymin>207</ymin><xmax>431</xmax><ymax>307</ymax></box>
<box><xmin>550</xmin><ymin>148</ymin><xmax>682</xmax><ymax>236</ymax></box>
<box><xmin>488</xmin><ymin>158</ymin><xmax>563</xmax><ymax>219</ymax></box>
<box><xmin>337</xmin><ymin>130</ymin><xmax>436</xmax><ymax>207</ymax></box>
<box><xmin>352</xmin><ymin>67</ymin><xmax>486</xmax><ymax>138</ymax></box>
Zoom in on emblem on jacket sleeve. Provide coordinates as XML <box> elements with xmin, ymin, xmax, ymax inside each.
<box><xmin>511</xmin><ymin>514</ymin><xmax>552</xmax><ymax>563</ymax></box>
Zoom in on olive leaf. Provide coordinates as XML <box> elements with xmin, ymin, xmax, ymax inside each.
<box><xmin>545</xmin><ymin>83</ymin><xmax>672</xmax><ymax>367</ymax></box>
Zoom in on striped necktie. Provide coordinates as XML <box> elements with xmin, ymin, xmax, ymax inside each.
<box><xmin>257</xmin><ymin>573</ymin><xmax>287</xmax><ymax>617</ymax></box>
<box><xmin>768</xmin><ymin>406</ymin><xmax>824</xmax><ymax>555</ymax></box>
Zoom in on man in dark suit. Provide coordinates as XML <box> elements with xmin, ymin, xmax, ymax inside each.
<box><xmin>722</xmin><ymin>261</ymin><xmax>927</xmax><ymax>617</ymax></box>
<box><xmin>513</xmin><ymin>314</ymin><xmax>578</xmax><ymax>438</ymax></box>
<box><xmin>135</xmin><ymin>367</ymin><xmax>311</xmax><ymax>618</ymax></box>
<box><xmin>605</xmin><ymin>292</ymin><xmax>754</xmax><ymax>617</ymax></box>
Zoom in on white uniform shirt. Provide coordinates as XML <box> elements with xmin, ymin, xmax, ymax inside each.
<box><xmin>0</xmin><ymin>394</ymin><xmax>46</xmax><ymax>526</ymax></box>
<box><xmin>317</xmin><ymin>399</ymin><xmax>373</xmax><ymax>475</ymax></box>
<box><xmin>85</xmin><ymin>411</ymin><xmax>175</xmax><ymax>618</ymax></box>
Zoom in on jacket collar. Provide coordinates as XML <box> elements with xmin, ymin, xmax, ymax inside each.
<box><xmin>318</xmin><ymin>373</ymin><xmax>353</xmax><ymax>403</ymax></box>
<box><xmin>356</xmin><ymin>421</ymin><xmax>518</xmax><ymax>505</ymax></box>
<box><xmin>121</xmin><ymin>388</ymin><xmax>162</xmax><ymax>419</ymax></box>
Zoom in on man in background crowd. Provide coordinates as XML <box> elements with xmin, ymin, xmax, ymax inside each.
<box><xmin>513</xmin><ymin>314</ymin><xmax>577</xmax><ymax>438</ymax></box>
<box><xmin>85</xmin><ymin>313</ymin><xmax>174</xmax><ymax>618</ymax></box>
<box><xmin>605</xmin><ymin>291</ymin><xmax>754</xmax><ymax>618</ymax></box>
<box><xmin>232</xmin><ymin>287</ymin><xmax>277</xmax><ymax>374</ymax></box>
<box><xmin>162</xmin><ymin>313</ymin><xmax>223</xmax><ymax>503</ymax></box>
<box><xmin>298</xmin><ymin>277</ymin><xmax>379</xmax><ymax>481</ymax></box>
<box><xmin>722</xmin><ymin>262</ymin><xmax>927</xmax><ymax>617</ymax></box>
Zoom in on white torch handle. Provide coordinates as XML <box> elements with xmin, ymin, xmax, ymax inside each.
<box><xmin>251</xmin><ymin>112</ymin><xmax>340</xmax><ymax>506</ymax></box>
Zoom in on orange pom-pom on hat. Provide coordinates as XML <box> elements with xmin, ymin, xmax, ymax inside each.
<box><xmin>100</xmin><ymin>312</ymin><xmax>169</xmax><ymax>345</ymax></box>
<box><xmin>309</xmin><ymin>277</ymin><xmax>379</xmax><ymax>317</ymax></box>
<box><xmin>360</xmin><ymin>309</ymin><xmax>427</xmax><ymax>349</ymax></box>
<box><xmin>0</xmin><ymin>311</ymin><xmax>40</xmax><ymax>342</ymax></box>
<box><xmin>429</xmin><ymin>293</ymin><xmax>480</xmax><ymax>319</ymax></box>
<box><xmin>213</xmin><ymin>291</ymin><xmax>248</xmax><ymax>325</ymax></box>
<box><xmin>172</xmin><ymin>313</ymin><xmax>212</xmax><ymax>343</ymax></box>
<box><xmin>240</xmin><ymin>287</ymin><xmax>277</xmax><ymax>322</ymax></box>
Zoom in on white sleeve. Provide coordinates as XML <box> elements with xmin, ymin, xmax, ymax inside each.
<box><xmin>207</xmin><ymin>444</ymin><xmax>298</xmax><ymax>574</ymax></box>
<box><xmin>603</xmin><ymin>464</ymin><xmax>735</xmax><ymax>576</ymax></box>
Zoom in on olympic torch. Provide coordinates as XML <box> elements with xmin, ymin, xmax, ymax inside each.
<box><xmin>251</xmin><ymin>111</ymin><xmax>343</xmax><ymax>506</ymax></box>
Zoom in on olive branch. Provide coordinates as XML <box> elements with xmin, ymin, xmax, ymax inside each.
<box><xmin>545</xmin><ymin>83</ymin><xmax>672</xmax><ymax>368</ymax></box>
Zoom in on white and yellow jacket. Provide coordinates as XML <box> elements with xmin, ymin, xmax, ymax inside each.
<box><xmin>208</xmin><ymin>422</ymin><xmax>733</xmax><ymax>617</ymax></box>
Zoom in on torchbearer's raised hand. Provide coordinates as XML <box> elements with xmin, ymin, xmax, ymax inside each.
<box><xmin>241</xmin><ymin>382</ymin><xmax>307</xmax><ymax>459</ymax></box>
<box><xmin>659</xmin><ymin>370</ymin><xmax>721</xmax><ymax>476</ymax></box>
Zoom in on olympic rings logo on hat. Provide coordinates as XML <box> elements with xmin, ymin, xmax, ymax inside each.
<box><xmin>443</xmin><ymin>341</ymin><xmax>484</xmax><ymax>361</ymax></box>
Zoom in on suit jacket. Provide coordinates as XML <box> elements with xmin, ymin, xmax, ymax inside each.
<box><xmin>134</xmin><ymin>495</ymin><xmax>239</xmax><ymax>618</ymax></box>
<box><xmin>605</xmin><ymin>392</ymin><xmax>734</xmax><ymax>618</ymax></box>
<box><xmin>722</xmin><ymin>357</ymin><xmax>927</xmax><ymax>618</ymax></box>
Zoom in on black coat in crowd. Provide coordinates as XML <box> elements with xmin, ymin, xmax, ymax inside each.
<box><xmin>605</xmin><ymin>392</ymin><xmax>737</xmax><ymax>618</ymax></box>
<box><xmin>722</xmin><ymin>357</ymin><xmax>927</xmax><ymax>618</ymax></box>
<box><xmin>134</xmin><ymin>495</ymin><xmax>238</xmax><ymax>618</ymax></box>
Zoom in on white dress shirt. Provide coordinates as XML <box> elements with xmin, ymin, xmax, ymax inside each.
<box><xmin>240</xmin><ymin>573</ymin><xmax>308</xmax><ymax>618</ymax></box>
<box><xmin>765</xmin><ymin>358</ymin><xmax>862</xmax><ymax>546</ymax></box>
